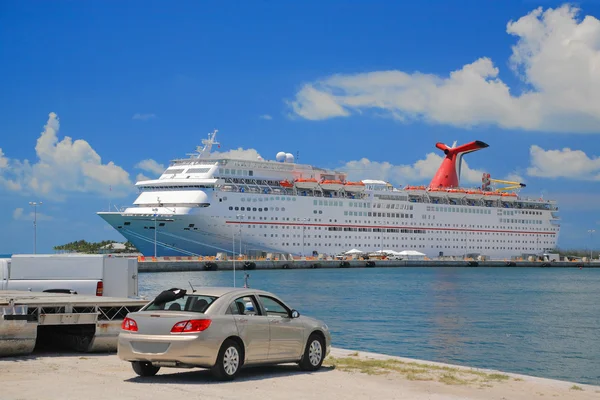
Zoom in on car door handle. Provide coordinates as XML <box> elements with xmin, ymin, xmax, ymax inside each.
<box><xmin>269</xmin><ymin>318</ymin><xmax>281</xmax><ymax>324</ymax></box>
<box><xmin>237</xmin><ymin>318</ymin><xmax>248</xmax><ymax>323</ymax></box>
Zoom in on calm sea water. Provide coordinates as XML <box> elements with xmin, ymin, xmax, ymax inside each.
<box><xmin>138</xmin><ymin>267</ymin><xmax>600</xmax><ymax>385</ymax></box>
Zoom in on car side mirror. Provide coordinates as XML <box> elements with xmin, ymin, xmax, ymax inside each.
<box><xmin>291</xmin><ymin>310</ymin><xmax>300</xmax><ymax>318</ymax></box>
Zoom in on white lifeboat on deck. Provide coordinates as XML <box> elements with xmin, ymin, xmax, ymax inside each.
<box><xmin>343</xmin><ymin>181</ymin><xmax>365</xmax><ymax>193</ymax></box>
<box><xmin>320</xmin><ymin>179</ymin><xmax>344</xmax><ymax>191</ymax></box>
<box><xmin>294</xmin><ymin>178</ymin><xmax>319</xmax><ymax>190</ymax></box>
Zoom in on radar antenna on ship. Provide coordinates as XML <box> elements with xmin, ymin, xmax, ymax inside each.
<box><xmin>190</xmin><ymin>129</ymin><xmax>220</xmax><ymax>159</ymax></box>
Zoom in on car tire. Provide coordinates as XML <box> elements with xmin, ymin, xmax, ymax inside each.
<box><xmin>211</xmin><ymin>339</ymin><xmax>242</xmax><ymax>381</ymax></box>
<box><xmin>299</xmin><ymin>333</ymin><xmax>325</xmax><ymax>371</ymax></box>
<box><xmin>131</xmin><ymin>361</ymin><xmax>160</xmax><ymax>377</ymax></box>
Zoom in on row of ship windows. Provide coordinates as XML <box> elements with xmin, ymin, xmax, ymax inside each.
<box><xmin>128</xmin><ymin>219</ymin><xmax>556</xmax><ymax>235</ymax></box>
<box><xmin>325</xmin><ymin>228</ymin><xmax>427</xmax><ymax>233</ymax></box>
<box><xmin>343</xmin><ymin>220</ymin><xmax>557</xmax><ymax>232</ymax></box>
<box><xmin>344</xmin><ymin>211</ymin><xmax>414</xmax><ymax>218</ymax></box>
<box><xmin>253</xmin><ymin>233</ymin><xmax>553</xmax><ymax>242</ymax></box>
<box><xmin>427</xmin><ymin>206</ymin><xmax>491</xmax><ymax>214</ymax></box>
<box><xmin>426</xmin><ymin>207</ymin><xmax>546</xmax><ymax>217</ymax></box>
<box><xmin>503</xmin><ymin>210</ymin><xmax>543</xmax><ymax>216</ymax></box>
<box><xmin>500</xmin><ymin>218</ymin><xmax>543</xmax><ymax>224</ymax></box>
<box><xmin>421</xmin><ymin>214</ymin><xmax>547</xmax><ymax>226</ymax></box>
<box><xmin>218</xmin><ymin>225</ymin><xmax>558</xmax><ymax>243</ymax></box>
<box><xmin>221</xmin><ymin>169</ymin><xmax>254</xmax><ymax>176</ymax></box>
<box><xmin>257</xmin><ymin>242</ymin><xmax>550</xmax><ymax>252</ymax></box>
<box><xmin>237</xmin><ymin>196</ymin><xmax>296</xmax><ymax>203</ymax></box>
<box><xmin>163</xmin><ymin>167</ymin><xmax>212</xmax><ymax>175</ymax></box>
<box><xmin>229</xmin><ymin>206</ymin><xmax>283</xmax><ymax>212</ymax></box>
<box><xmin>226</xmin><ymin>194</ymin><xmax>552</xmax><ymax>215</ymax></box>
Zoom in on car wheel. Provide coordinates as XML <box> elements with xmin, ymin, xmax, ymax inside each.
<box><xmin>211</xmin><ymin>339</ymin><xmax>242</xmax><ymax>381</ymax></box>
<box><xmin>131</xmin><ymin>361</ymin><xmax>160</xmax><ymax>377</ymax></box>
<box><xmin>299</xmin><ymin>334</ymin><xmax>325</xmax><ymax>371</ymax></box>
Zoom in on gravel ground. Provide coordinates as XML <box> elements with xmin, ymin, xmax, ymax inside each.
<box><xmin>1</xmin><ymin>348</ymin><xmax>598</xmax><ymax>400</ymax></box>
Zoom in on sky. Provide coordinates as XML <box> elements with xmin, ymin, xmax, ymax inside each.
<box><xmin>1</xmin><ymin>0</ymin><xmax>600</xmax><ymax>254</ymax></box>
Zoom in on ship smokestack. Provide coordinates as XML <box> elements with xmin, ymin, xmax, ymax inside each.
<box><xmin>429</xmin><ymin>140</ymin><xmax>489</xmax><ymax>189</ymax></box>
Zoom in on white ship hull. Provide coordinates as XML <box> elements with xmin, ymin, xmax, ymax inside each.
<box><xmin>99</xmin><ymin>189</ymin><xmax>559</xmax><ymax>259</ymax></box>
<box><xmin>98</xmin><ymin>131</ymin><xmax>560</xmax><ymax>259</ymax></box>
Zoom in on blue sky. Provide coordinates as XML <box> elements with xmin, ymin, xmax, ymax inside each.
<box><xmin>1</xmin><ymin>0</ymin><xmax>600</xmax><ymax>253</ymax></box>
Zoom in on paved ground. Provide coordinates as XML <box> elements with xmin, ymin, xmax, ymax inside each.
<box><xmin>1</xmin><ymin>348</ymin><xmax>598</xmax><ymax>400</ymax></box>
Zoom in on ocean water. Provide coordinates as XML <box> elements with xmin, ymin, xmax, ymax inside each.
<box><xmin>138</xmin><ymin>267</ymin><xmax>600</xmax><ymax>385</ymax></box>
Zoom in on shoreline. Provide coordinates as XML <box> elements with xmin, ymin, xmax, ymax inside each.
<box><xmin>1</xmin><ymin>347</ymin><xmax>598</xmax><ymax>400</ymax></box>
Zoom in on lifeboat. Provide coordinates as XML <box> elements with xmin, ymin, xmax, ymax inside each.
<box><xmin>320</xmin><ymin>179</ymin><xmax>344</xmax><ymax>191</ymax></box>
<box><xmin>465</xmin><ymin>190</ymin><xmax>484</xmax><ymax>199</ymax></box>
<box><xmin>343</xmin><ymin>181</ymin><xmax>365</xmax><ymax>193</ymax></box>
<box><xmin>404</xmin><ymin>185</ymin><xmax>427</xmax><ymax>195</ymax></box>
<box><xmin>446</xmin><ymin>188</ymin><xmax>466</xmax><ymax>198</ymax></box>
<box><xmin>294</xmin><ymin>178</ymin><xmax>319</xmax><ymax>190</ymax></box>
<box><xmin>483</xmin><ymin>191</ymin><xmax>502</xmax><ymax>198</ymax></box>
<box><xmin>280</xmin><ymin>180</ymin><xmax>294</xmax><ymax>188</ymax></box>
<box><xmin>427</xmin><ymin>188</ymin><xmax>445</xmax><ymax>197</ymax></box>
<box><xmin>501</xmin><ymin>192</ymin><xmax>518</xmax><ymax>201</ymax></box>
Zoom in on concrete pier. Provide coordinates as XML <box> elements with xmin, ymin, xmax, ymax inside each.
<box><xmin>138</xmin><ymin>258</ymin><xmax>591</xmax><ymax>272</ymax></box>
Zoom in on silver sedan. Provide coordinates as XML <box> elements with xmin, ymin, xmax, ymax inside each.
<box><xmin>118</xmin><ymin>287</ymin><xmax>331</xmax><ymax>380</ymax></box>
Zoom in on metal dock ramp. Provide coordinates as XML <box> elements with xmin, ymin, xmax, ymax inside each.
<box><xmin>0</xmin><ymin>290</ymin><xmax>148</xmax><ymax>357</ymax></box>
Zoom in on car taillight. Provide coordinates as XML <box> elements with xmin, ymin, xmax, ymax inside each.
<box><xmin>121</xmin><ymin>317</ymin><xmax>138</xmax><ymax>331</ymax></box>
<box><xmin>170</xmin><ymin>319</ymin><xmax>212</xmax><ymax>333</ymax></box>
<box><xmin>96</xmin><ymin>281</ymin><xmax>103</xmax><ymax>296</ymax></box>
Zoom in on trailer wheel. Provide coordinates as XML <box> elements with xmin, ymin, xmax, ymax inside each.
<box><xmin>132</xmin><ymin>361</ymin><xmax>160</xmax><ymax>377</ymax></box>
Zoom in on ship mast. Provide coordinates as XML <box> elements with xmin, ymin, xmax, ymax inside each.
<box><xmin>193</xmin><ymin>129</ymin><xmax>220</xmax><ymax>159</ymax></box>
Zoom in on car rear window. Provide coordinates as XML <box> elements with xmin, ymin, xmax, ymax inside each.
<box><xmin>145</xmin><ymin>294</ymin><xmax>218</xmax><ymax>313</ymax></box>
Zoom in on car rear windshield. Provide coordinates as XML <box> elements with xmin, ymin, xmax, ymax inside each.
<box><xmin>145</xmin><ymin>294</ymin><xmax>218</xmax><ymax>313</ymax></box>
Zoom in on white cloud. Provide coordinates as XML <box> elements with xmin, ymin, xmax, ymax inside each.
<box><xmin>0</xmin><ymin>112</ymin><xmax>133</xmax><ymax>200</ymax></box>
<box><xmin>13</xmin><ymin>208</ymin><xmax>23</xmax><ymax>220</ymax></box>
<box><xmin>259</xmin><ymin>114</ymin><xmax>273</xmax><ymax>120</ymax></box>
<box><xmin>527</xmin><ymin>145</ymin><xmax>600</xmax><ymax>180</ymax></box>
<box><xmin>503</xmin><ymin>173</ymin><xmax>525</xmax><ymax>184</ymax></box>
<box><xmin>291</xmin><ymin>85</ymin><xmax>350</xmax><ymax>120</ymax></box>
<box><xmin>132</xmin><ymin>113</ymin><xmax>156</xmax><ymax>121</ymax></box>
<box><xmin>0</xmin><ymin>149</ymin><xmax>7</xmax><ymax>169</ymax></box>
<box><xmin>135</xmin><ymin>159</ymin><xmax>165</xmax><ymax>175</ymax></box>
<box><xmin>13</xmin><ymin>207</ymin><xmax>53</xmax><ymax>221</ymax></box>
<box><xmin>338</xmin><ymin>152</ymin><xmax>484</xmax><ymax>187</ymax></box>
<box><xmin>290</xmin><ymin>5</ymin><xmax>600</xmax><ymax>133</ymax></box>
<box><xmin>136</xmin><ymin>173</ymin><xmax>151</xmax><ymax>182</ymax></box>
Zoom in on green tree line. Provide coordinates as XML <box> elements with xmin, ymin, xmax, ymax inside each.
<box><xmin>53</xmin><ymin>240</ymin><xmax>138</xmax><ymax>254</ymax></box>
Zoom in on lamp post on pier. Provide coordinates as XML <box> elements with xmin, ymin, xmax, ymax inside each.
<box><xmin>237</xmin><ymin>214</ymin><xmax>245</xmax><ymax>258</ymax></box>
<box><xmin>29</xmin><ymin>201</ymin><xmax>42</xmax><ymax>254</ymax></box>
<box><xmin>231</xmin><ymin>223</ymin><xmax>236</xmax><ymax>287</ymax></box>
<box><xmin>152</xmin><ymin>208</ymin><xmax>159</xmax><ymax>258</ymax></box>
<box><xmin>232</xmin><ymin>214</ymin><xmax>245</xmax><ymax>288</ymax></box>
<box><xmin>588</xmin><ymin>229</ymin><xmax>595</xmax><ymax>261</ymax></box>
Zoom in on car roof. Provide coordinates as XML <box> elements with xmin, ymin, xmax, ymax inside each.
<box><xmin>184</xmin><ymin>286</ymin><xmax>273</xmax><ymax>297</ymax></box>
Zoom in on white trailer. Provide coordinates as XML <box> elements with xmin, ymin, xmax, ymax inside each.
<box><xmin>0</xmin><ymin>254</ymin><xmax>138</xmax><ymax>298</ymax></box>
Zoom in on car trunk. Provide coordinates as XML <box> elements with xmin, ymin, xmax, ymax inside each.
<box><xmin>130</xmin><ymin>311</ymin><xmax>204</xmax><ymax>335</ymax></box>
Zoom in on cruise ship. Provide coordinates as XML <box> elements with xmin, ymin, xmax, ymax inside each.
<box><xmin>98</xmin><ymin>131</ymin><xmax>560</xmax><ymax>259</ymax></box>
